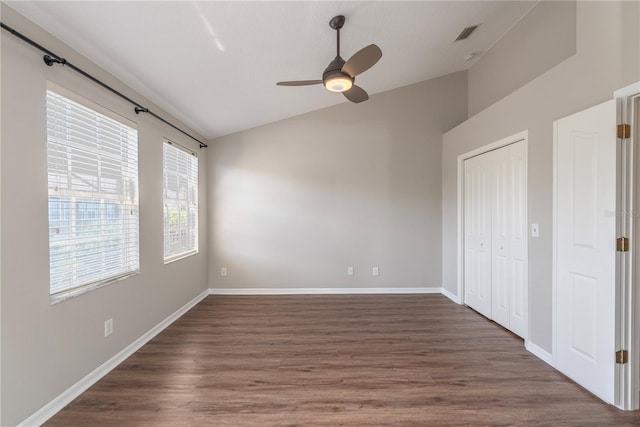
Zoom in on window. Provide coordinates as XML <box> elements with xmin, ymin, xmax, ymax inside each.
<box><xmin>46</xmin><ymin>87</ymin><xmax>139</xmax><ymax>300</ymax></box>
<box><xmin>163</xmin><ymin>140</ymin><xmax>198</xmax><ymax>262</ymax></box>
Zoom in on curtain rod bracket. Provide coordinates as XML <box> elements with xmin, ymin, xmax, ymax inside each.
<box><xmin>134</xmin><ymin>107</ymin><xmax>149</xmax><ymax>115</ymax></box>
<box><xmin>43</xmin><ymin>54</ymin><xmax>66</xmax><ymax>67</ymax></box>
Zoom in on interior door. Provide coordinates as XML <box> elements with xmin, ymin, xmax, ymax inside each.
<box><xmin>555</xmin><ymin>99</ymin><xmax>616</xmax><ymax>404</ymax></box>
<box><xmin>508</xmin><ymin>141</ymin><xmax>528</xmax><ymax>338</ymax></box>
<box><xmin>464</xmin><ymin>153</ymin><xmax>492</xmax><ymax>318</ymax></box>
<box><xmin>491</xmin><ymin>147</ymin><xmax>511</xmax><ymax>328</ymax></box>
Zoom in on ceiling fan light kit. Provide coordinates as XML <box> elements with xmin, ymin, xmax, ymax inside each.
<box><xmin>276</xmin><ymin>15</ymin><xmax>382</xmax><ymax>103</ymax></box>
<box><xmin>325</xmin><ymin>75</ymin><xmax>353</xmax><ymax>93</ymax></box>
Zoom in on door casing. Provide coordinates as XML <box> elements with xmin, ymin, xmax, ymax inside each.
<box><xmin>614</xmin><ymin>82</ymin><xmax>640</xmax><ymax>410</ymax></box>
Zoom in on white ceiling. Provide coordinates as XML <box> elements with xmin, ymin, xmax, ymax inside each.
<box><xmin>7</xmin><ymin>1</ymin><xmax>536</xmax><ymax>140</ymax></box>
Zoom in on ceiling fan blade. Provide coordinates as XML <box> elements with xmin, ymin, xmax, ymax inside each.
<box><xmin>276</xmin><ymin>80</ymin><xmax>323</xmax><ymax>86</ymax></box>
<box><xmin>343</xmin><ymin>85</ymin><xmax>369</xmax><ymax>103</ymax></box>
<box><xmin>342</xmin><ymin>44</ymin><xmax>382</xmax><ymax>77</ymax></box>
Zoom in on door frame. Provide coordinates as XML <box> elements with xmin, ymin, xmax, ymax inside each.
<box><xmin>456</xmin><ymin>130</ymin><xmax>529</xmax><ymax>337</ymax></box>
<box><xmin>614</xmin><ymin>81</ymin><xmax>640</xmax><ymax>410</ymax></box>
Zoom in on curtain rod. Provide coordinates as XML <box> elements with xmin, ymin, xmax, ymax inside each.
<box><xmin>0</xmin><ymin>21</ymin><xmax>208</xmax><ymax>149</ymax></box>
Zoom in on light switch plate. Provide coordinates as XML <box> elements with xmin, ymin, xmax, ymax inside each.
<box><xmin>531</xmin><ymin>224</ymin><xmax>539</xmax><ymax>237</ymax></box>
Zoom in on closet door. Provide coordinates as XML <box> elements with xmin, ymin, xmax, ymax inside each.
<box><xmin>464</xmin><ymin>141</ymin><xmax>528</xmax><ymax>339</ymax></box>
<box><xmin>490</xmin><ymin>143</ymin><xmax>527</xmax><ymax>335</ymax></box>
<box><xmin>507</xmin><ymin>141</ymin><xmax>528</xmax><ymax>338</ymax></box>
<box><xmin>464</xmin><ymin>153</ymin><xmax>492</xmax><ymax>318</ymax></box>
<box><xmin>491</xmin><ymin>147</ymin><xmax>511</xmax><ymax>329</ymax></box>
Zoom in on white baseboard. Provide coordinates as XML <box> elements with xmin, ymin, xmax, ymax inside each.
<box><xmin>440</xmin><ymin>287</ymin><xmax>462</xmax><ymax>304</ymax></box>
<box><xmin>19</xmin><ymin>288</ymin><xmax>210</xmax><ymax>427</ymax></box>
<box><xmin>209</xmin><ymin>287</ymin><xmax>444</xmax><ymax>295</ymax></box>
<box><xmin>525</xmin><ymin>340</ymin><xmax>554</xmax><ymax>367</ymax></box>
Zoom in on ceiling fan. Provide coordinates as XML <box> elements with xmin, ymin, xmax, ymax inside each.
<box><xmin>276</xmin><ymin>15</ymin><xmax>382</xmax><ymax>103</ymax></box>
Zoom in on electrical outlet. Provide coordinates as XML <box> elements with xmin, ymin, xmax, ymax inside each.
<box><xmin>347</xmin><ymin>266</ymin><xmax>354</xmax><ymax>276</ymax></box>
<box><xmin>104</xmin><ymin>318</ymin><xmax>113</xmax><ymax>337</ymax></box>
<box><xmin>372</xmin><ymin>266</ymin><xmax>379</xmax><ymax>276</ymax></box>
<box><xmin>221</xmin><ymin>267</ymin><xmax>227</xmax><ymax>277</ymax></box>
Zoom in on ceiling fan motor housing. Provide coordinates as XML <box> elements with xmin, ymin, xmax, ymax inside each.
<box><xmin>322</xmin><ymin>57</ymin><xmax>346</xmax><ymax>77</ymax></box>
<box><xmin>322</xmin><ymin>57</ymin><xmax>353</xmax><ymax>84</ymax></box>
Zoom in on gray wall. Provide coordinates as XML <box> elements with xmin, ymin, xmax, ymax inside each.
<box><xmin>208</xmin><ymin>72</ymin><xmax>468</xmax><ymax>290</ymax></box>
<box><xmin>0</xmin><ymin>5</ymin><xmax>209</xmax><ymax>425</ymax></box>
<box><xmin>443</xmin><ymin>1</ymin><xmax>640</xmax><ymax>353</ymax></box>
<box><xmin>468</xmin><ymin>1</ymin><xmax>577</xmax><ymax>116</ymax></box>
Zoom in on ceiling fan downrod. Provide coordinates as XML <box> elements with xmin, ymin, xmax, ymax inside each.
<box><xmin>329</xmin><ymin>15</ymin><xmax>345</xmax><ymax>60</ymax></box>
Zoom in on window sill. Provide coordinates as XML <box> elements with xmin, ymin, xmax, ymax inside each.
<box><xmin>50</xmin><ymin>270</ymin><xmax>140</xmax><ymax>305</ymax></box>
<box><xmin>164</xmin><ymin>250</ymin><xmax>199</xmax><ymax>265</ymax></box>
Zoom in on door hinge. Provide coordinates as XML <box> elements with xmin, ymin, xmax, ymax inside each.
<box><xmin>617</xmin><ymin>124</ymin><xmax>631</xmax><ymax>139</ymax></box>
<box><xmin>617</xmin><ymin>237</ymin><xmax>629</xmax><ymax>252</ymax></box>
<box><xmin>616</xmin><ymin>350</ymin><xmax>629</xmax><ymax>364</ymax></box>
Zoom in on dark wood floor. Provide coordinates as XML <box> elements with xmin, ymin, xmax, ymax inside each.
<box><xmin>47</xmin><ymin>294</ymin><xmax>640</xmax><ymax>426</ymax></box>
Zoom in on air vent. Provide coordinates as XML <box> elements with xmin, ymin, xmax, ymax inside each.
<box><xmin>454</xmin><ymin>25</ymin><xmax>479</xmax><ymax>42</ymax></box>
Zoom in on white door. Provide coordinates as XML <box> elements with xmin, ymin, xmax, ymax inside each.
<box><xmin>492</xmin><ymin>141</ymin><xmax>528</xmax><ymax>335</ymax></box>
<box><xmin>507</xmin><ymin>141</ymin><xmax>528</xmax><ymax>338</ymax></box>
<box><xmin>555</xmin><ymin>99</ymin><xmax>616</xmax><ymax>404</ymax></box>
<box><xmin>464</xmin><ymin>153</ymin><xmax>492</xmax><ymax>318</ymax></box>
<box><xmin>465</xmin><ymin>141</ymin><xmax>528</xmax><ymax>337</ymax></box>
<box><xmin>491</xmin><ymin>147</ymin><xmax>511</xmax><ymax>329</ymax></box>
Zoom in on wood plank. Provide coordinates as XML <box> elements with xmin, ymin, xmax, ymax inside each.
<box><xmin>45</xmin><ymin>295</ymin><xmax>640</xmax><ymax>425</ymax></box>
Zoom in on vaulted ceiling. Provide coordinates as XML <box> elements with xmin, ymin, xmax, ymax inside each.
<box><xmin>7</xmin><ymin>1</ymin><xmax>536</xmax><ymax>139</ymax></box>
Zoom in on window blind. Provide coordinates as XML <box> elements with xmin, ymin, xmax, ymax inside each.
<box><xmin>46</xmin><ymin>89</ymin><xmax>139</xmax><ymax>297</ymax></box>
<box><xmin>163</xmin><ymin>140</ymin><xmax>198</xmax><ymax>261</ymax></box>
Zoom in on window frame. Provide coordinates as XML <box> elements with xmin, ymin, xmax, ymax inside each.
<box><xmin>46</xmin><ymin>83</ymin><xmax>140</xmax><ymax>303</ymax></box>
<box><xmin>162</xmin><ymin>138</ymin><xmax>199</xmax><ymax>263</ymax></box>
